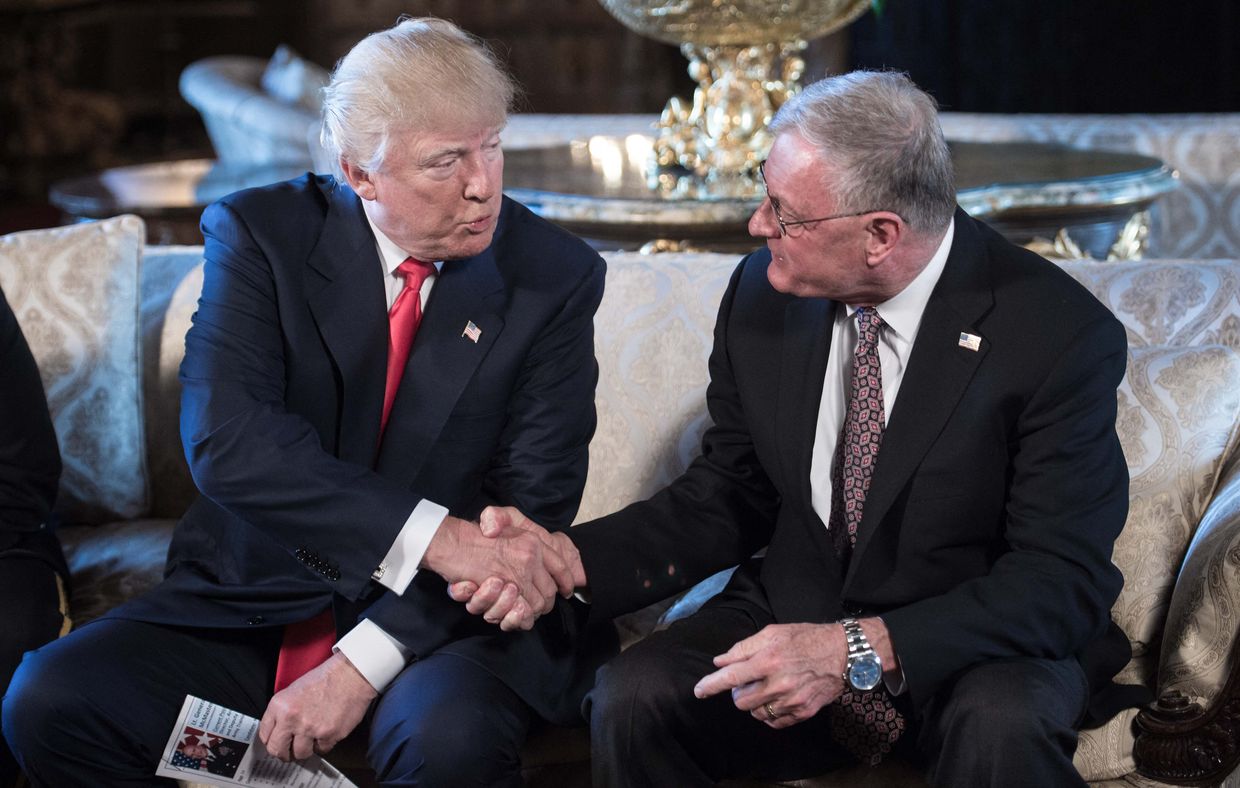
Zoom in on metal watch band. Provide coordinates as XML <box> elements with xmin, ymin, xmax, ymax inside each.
<box><xmin>840</xmin><ymin>617</ymin><xmax>875</xmax><ymax>660</ymax></box>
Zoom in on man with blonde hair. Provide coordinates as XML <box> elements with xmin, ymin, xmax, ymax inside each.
<box><xmin>5</xmin><ymin>18</ymin><xmax>609</xmax><ymax>786</ymax></box>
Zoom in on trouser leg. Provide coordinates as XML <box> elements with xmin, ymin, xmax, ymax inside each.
<box><xmin>916</xmin><ymin>656</ymin><xmax>1090</xmax><ymax>788</ymax></box>
<box><xmin>368</xmin><ymin>652</ymin><xmax>536</xmax><ymax>787</ymax></box>
<box><xmin>586</xmin><ymin>598</ymin><xmax>853</xmax><ymax>788</ymax></box>
<box><xmin>0</xmin><ymin>556</ymin><xmax>65</xmax><ymax>787</ymax></box>
<box><xmin>3</xmin><ymin>619</ymin><xmax>279</xmax><ymax>788</ymax></box>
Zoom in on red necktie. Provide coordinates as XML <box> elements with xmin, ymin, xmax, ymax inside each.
<box><xmin>381</xmin><ymin>257</ymin><xmax>436</xmax><ymax>433</ymax></box>
<box><xmin>826</xmin><ymin>307</ymin><xmax>906</xmax><ymax>765</ymax></box>
<box><xmin>273</xmin><ymin>256</ymin><xmax>436</xmax><ymax>693</ymax></box>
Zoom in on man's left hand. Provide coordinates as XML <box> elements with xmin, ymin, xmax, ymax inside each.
<box><xmin>693</xmin><ymin>623</ymin><xmax>848</xmax><ymax>730</ymax></box>
<box><xmin>258</xmin><ymin>651</ymin><xmax>378</xmax><ymax>761</ymax></box>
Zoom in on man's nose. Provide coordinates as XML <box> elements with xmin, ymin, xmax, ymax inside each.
<box><xmin>749</xmin><ymin>198</ymin><xmax>780</xmax><ymax>239</ymax></box>
<box><xmin>463</xmin><ymin>156</ymin><xmax>498</xmax><ymax>201</ymax></box>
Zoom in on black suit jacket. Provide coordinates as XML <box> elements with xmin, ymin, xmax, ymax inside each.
<box><xmin>111</xmin><ymin>176</ymin><xmax>611</xmax><ymax>723</ymax></box>
<box><xmin>572</xmin><ymin>209</ymin><xmax>1137</xmax><ymax>723</ymax></box>
<box><xmin>0</xmin><ymin>284</ymin><xmax>63</xmax><ymax>572</ymax></box>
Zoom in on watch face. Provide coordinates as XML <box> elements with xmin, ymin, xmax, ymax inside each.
<box><xmin>848</xmin><ymin>656</ymin><xmax>883</xmax><ymax>691</ymax></box>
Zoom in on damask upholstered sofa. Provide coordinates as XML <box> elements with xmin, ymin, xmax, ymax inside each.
<box><xmin>1</xmin><ymin>215</ymin><xmax>1239</xmax><ymax>787</ymax></box>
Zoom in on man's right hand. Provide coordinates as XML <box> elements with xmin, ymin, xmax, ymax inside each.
<box><xmin>420</xmin><ymin>510</ymin><xmax>578</xmax><ymax>630</ymax></box>
<box><xmin>446</xmin><ymin>506</ymin><xmax>587</xmax><ymax>629</ymax></box>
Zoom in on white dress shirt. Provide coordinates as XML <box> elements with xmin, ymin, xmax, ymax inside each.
<box><xmin>333</xmin><ymin>214</ymin><xmax>451</xmax><ymax>692</ymax></box>
<box><xmin>807</xmin><ymin>219</ymin><xmax>954</xmax><ymax>693</ymax></box>
<box><xmin>809</xmin><ymin>219</ymin><xmax>954</xmax><ymax>526</ymax></box>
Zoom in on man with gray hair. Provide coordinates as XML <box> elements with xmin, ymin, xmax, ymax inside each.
<box><xmin>466</xmin><ymin>70</ymin><xmax>1139</xmax><ymax>785</ymax></box>
<box><xmin>5</xmin><ymin>17</ymin><xmax>610</xmax><ymax>787</ymax></box>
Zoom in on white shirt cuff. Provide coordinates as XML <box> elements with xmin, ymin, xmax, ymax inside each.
<box><xmin>334</xmin><ymin>618</ymin><xmax>412</xmax><ymax>692</ymax></box>
<box><xmin>371</xmin><ymin>499</ymin><xmax>449</xmax><ymax>594</ymax></box>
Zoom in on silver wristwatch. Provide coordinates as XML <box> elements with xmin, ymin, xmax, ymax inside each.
<box><xmin>840</xmin><ymin>617</ymin><xmax>883</xmax><ymax>691</ymax></box>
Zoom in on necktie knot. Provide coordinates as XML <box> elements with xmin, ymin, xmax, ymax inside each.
<box><xmin>855</xmin><ymin>307</ymin><xmax>883</xmax><ymax>353</ymax></box>
<box><xmin>396</xmin><ymin>257</ymin><xmax>435</xmax><ymax>298</ymax></box>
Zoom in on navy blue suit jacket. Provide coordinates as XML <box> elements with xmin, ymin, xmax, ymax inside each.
<box><xmin>572</xmin><ymin>210</ymin><xmax>1140</xmax><ymax>724</ymax></box>
<box><xmin>112</xmin><ymin>175</ymin><xmax>610</xmax><ymax>722</ymax></box>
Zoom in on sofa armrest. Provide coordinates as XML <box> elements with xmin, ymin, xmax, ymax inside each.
<box><xmin>1134</xmin><ymin>456</ymin><xmax>1240</xmax><ymax>783</ymax></box>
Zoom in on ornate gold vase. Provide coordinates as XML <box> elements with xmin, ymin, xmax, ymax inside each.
<box><xmin>597</xmin><ymin>0</ymin><xmax>871</xmax><ymax>179</ymax></box>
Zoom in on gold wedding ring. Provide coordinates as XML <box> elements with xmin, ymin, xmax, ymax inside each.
<box><xmin>764</xmin><ymin>702</ymin><xmax>778</xmax><ymax>720</ymax></box>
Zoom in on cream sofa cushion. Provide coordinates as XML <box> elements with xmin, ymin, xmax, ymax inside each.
<box><xmin>139</xmin><ymin>251</ymin><xmax>204</xmax><ymax>517</ymax></box>
<box><xmin>1077</xmin><ymin>344</ymin><xmax>1240</xmax><ymax>781</ymax></box>
<box><xmin>0</xmin><ymin>216</ymin><xmax>148</xmax><ymax>524</ymax></box>
<box><xmin>579</xmin><ymin>252</ymin><xmax>737</xmax><ymax>524</ymax></box>
<box><xmin>1113</xmin><ymin>344</ymin><xmax>1240</xmax><ymax>684</ymax></box>
<box><xmin>1157</xmin><ymin>461</ymin><xmax>1240</xmax><ymax>710</ymax></box>
<box><xmin>1062</xmin><ymin>260</ymin><xmax>1240</xmax><ymax>349</ymax></box>
<box><xmin>58</xmin><ymin>518</ymin><xmax>178</xmax><ymax>625</ymax></box>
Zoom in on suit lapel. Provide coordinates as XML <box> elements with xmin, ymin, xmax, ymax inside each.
<box><xmin>777</xmin><ymin>297</ymin><xmax>845</xmax><ymax>572</ymax></box>
<box><xmin>305</xmin><ymin>181</ymin><xmax>388</xmax><ymax>467</ymax></box>
<box><xmin>846</xmin><ymin>212</ymin><xmax>995</xmax><ymax>586</ymax></box>
<box><xmin>374</xmin><ymin>242</ymin><xmax>506</xmax><ymax>486</ymax></box>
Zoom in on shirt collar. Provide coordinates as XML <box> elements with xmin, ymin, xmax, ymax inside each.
<box><xmin>363</xmin><ymin>210</ymin><xmax>444</xmax><ymax>275</ymax></box>
<box><xmin>846</xmin><ymin>216</ymin><xmax>955</xmax><ymax>344</ymax></box>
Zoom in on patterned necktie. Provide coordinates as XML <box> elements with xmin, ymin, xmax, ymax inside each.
<box><xmin>825</xmin><ymin>307</ymin><xmax>906</xmax><ymax>765</ymax></box>
<box><xmin>272</xmin><ymin>256</ymin><xmax>435</xmax><ymax>693</ymax></box>
<box><xmin>828</xmin><ymin>306</ymin><xmax>886</xmax><ymax>565</ymax></box>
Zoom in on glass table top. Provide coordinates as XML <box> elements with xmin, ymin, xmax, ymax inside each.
<box><xmin>501</xmin><ymin>136</ymin><xmax>1178</xmax><ymax>249</ymax></box>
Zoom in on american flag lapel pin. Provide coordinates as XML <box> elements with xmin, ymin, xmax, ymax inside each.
<box><xmin>462</xmin><ymin>320</ymin><xmax>482</xmax><ymax>343</ymax></box>
<box><xmin>958</xmin><ymin>332</ymin><xmax>982</xmax><ymax>352</ymax></box>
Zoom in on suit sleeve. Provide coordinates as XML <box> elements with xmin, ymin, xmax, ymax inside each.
<box><xmin>0</xmin><ymin>285</ymin><xmax>60</xmax><ymax>539</ymax></box>
<box><xmin>181</xmin><ymin>201</ymin><xmax>420</xmax><ymax>602</ymax></box>
<box><xmin>881</xmin><ymin>312</ymin><xmax>1129</xmax><ymax>709</ymax></box>
<box><xmin>569</xmin><ymin>255</ymin><xmax>780</xmax><ymax>623</ymax></box>
<box><xmin>474</xmin><ymin>252</ymin><xmax>605</xmax><ymax>530</ymax></box>
<box><xmin>360</xmin><ymin>247</ymin><xmax>606</xmax><ymax>657</ymax></box>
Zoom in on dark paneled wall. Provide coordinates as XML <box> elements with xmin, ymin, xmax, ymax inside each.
<box><xmin>293</xmin><ymin>0</ymin><xmax>689</xmax><ymax>114</ymax></box>
<box><xmin>0</xmin><ymin>0</ymin><xmax>688</xmax><ymax>203</ymax></box>
<box><xmin>1</xmin><ymin>0</ymin><xmax>303</xmax><ymax>195</ymax></box>
<box><xmin>4</xmin><ymin>0</ymin><xmax>1238</xmax><ymax>212</ymax></box>
<box><xmin>850</xmin><ymin>1</ymin><xmax>1240</xmax><ymax>113</ymax></box>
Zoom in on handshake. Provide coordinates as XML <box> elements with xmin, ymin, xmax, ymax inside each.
<box><xmin>422</xmin><ymin>506</ymin><xmax>586</xmax><ymax>631</ymax></box>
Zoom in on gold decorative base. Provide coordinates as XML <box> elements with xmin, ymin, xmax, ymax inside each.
<box><xmin>654</xmin><ymin>41</ymin><xmax>806</xmax><ymax>177</ymax></box>
<box><xmin>1107</xmin><ymin>210</ymin><xmax>1152</xmax><ymax>261</ymax></box>
<box><xmin>1025</xmin><ymin>211</ymin><xmax>1153</xmax><ymax>262</ymax></box>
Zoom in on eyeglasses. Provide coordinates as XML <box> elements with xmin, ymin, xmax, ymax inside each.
<box><xmin>758</xmin><ymin>161</ymin><xmax>887</xmax><ymax>238</ymax></box>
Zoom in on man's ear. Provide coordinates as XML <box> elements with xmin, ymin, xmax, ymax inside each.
<box><xmin>864</xmin><ymin>213</ymin><xmax>903</xmax><ymax>265</ymax></box>
<box><xmin>340</xmin><ymin>158</ymin><xmax>376</xmax><ymax>200</ymax></box>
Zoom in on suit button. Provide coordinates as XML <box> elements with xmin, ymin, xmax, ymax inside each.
<box><xmin>246</xmin><ymin>615</ymin><xmax>265</xmax><ymax>626</ymax></box>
